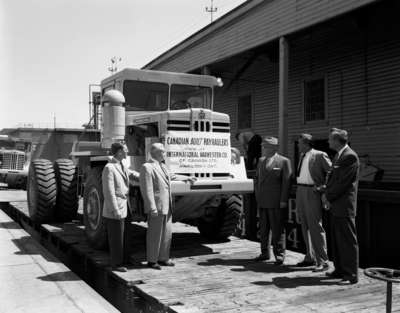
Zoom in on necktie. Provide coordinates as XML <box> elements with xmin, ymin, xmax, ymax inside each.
<box><xmin>160</xmin><ymin>161</ymin><xmax>169</xmax><ymax>179</ymax></box>
<box><xmin>333</xmin><ymin>153</ymin><xmax>339</xmax><ymax>164</ymax></box>
<box><xmin>297</xmin><ymin>153</ymin><xmax>305</xmax><ymax>177</ymax></box>
<box><xmin>120</xmin><ymin>161</ymin><xmax>128</xmax><ymax>181</ymax></box>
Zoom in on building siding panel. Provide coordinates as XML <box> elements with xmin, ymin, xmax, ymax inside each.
<box><xmin>147</xmin><ymin>0</ymin><xmax>379</xmax><ymax>73</ymax></box>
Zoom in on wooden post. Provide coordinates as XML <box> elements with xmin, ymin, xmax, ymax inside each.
<box><xmin>279</xmin><ymin>37</ymin><xmax>289</xmax><ymax>155</ymax></box>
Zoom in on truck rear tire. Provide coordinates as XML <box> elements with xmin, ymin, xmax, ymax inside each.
<box><xmin>27</xmin><ymin>159</ymin><xmax>57</xmax><ymax>223</ymax></box>
<box><xmin>197</xmin><ymin>194</ymin><xmax>243</xmax><ymax>240</ymax></box>
<box><xmin>83</xmin><ymin>166</ymin><xmax>107</xmax><ymax>249</ymax></box>
<box><xmin>54</xmin><ymin>159</ymin><xmax>78</xmax><ymax>222</ymax></box>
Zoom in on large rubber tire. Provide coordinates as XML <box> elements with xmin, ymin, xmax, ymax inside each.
<box><xmin>27</xmin><ymin>159</ymin><xmax>57</xmax><ymax>223</ymax></box>
<box><xmin>54</xmin><ymin>159</ymin><xmax>78</xmax><ymax>222</ymax></box>
<box><xmin>83</xmin><ymin>166</ymin><xmax>107</xmax><ymax>249</ymax></box>
<box><xmin>197</xmin><ymin>194</ymin><xmax>243</xmax><ymax>240</ymax></box>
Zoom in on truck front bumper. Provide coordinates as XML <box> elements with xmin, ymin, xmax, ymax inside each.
<box><xmin>171</xmin><ymin>178</ymin><xmax>254</xmax><ymax>195</ymax></box>
<box><xmin>0</xmin><ymin>169</ymin><xmax>27</xmax><ymax>186</ymax></box>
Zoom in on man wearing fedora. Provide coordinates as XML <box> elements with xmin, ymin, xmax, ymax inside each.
<box><xmin>254</xmin><ymin>136</ymin><xmax>292</xmax><ymax>265</ymax></box>
<box><xmin>295</xmin><ymin>133</ymin><xmax>331</xmax><ymax>272</ymax></box>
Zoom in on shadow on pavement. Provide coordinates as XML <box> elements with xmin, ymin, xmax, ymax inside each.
<box><xmin>37</xmin><ymin>271</ymin><xmax>81</xmax><ymax>282</ymax></box>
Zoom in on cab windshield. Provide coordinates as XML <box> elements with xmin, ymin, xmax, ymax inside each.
<box><xmin>170</xmin><ymin>84</ymin><xmax>212</xmax><ymax>110</ymax></box>
<box><xmin>122</xmin><ymin>80</ymin><xmax>212</xmax><ymax>111</ymax></box>
<box><xmin>123</xmin><ymin>80</ymin><xmax>169</xmax><ymax>111</ymax></box>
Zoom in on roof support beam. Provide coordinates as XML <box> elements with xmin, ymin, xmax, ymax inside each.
<box><xmin>278</xmin><ymin>37</ymin><xmax>289</xmax><ymax>156</ymax></box>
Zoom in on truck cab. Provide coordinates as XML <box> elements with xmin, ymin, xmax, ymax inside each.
<box><xmin>100</xmin><ymin>69</ymin><xmax>252</xmax><ymax>195</ymax></box>
<box><xmin>0</xmin><ymin>135</ymin><xmax>31</xmax><ymax>189</ymax></box>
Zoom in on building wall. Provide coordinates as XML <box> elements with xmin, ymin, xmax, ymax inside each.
<box><xmin>146</xmin><ymin>0</ymin><xmax>378</xmax><ymax>72</ymax></box>
<box><xmin>214</xmin><ymin>10</ymin><xmax>400</xmax><ymax>182</ymax></box>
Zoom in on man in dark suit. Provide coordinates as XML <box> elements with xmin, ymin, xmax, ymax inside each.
<box><xmin>254</xmin><ymin>136</ymin><xmax>292</xmax><ymax>264</ymax></box>
<box><xmin>324</xmin><ymin>128</ymin><xmax>360</xmax><ymax>284</ymax></box>
<box><xmin>295</xmin><ymin>133</ymin><xmax>331</xmax><ymax>272</ymax></box>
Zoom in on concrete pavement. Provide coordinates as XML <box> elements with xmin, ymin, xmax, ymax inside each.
<box><xmin>0</xmin><ymin>208</ymin><xmax>119</xmax><ymax>313</ymax></box>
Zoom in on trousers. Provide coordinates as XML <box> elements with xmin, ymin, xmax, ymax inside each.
<box><xmin>259</xmin><ymin>207</ymin><xmax>286</xmax><ymax>260</ymax></box>
<box><xmin>105</xmin><ymin>217</ymin><xmax>131</xmax><ymax>267</ymax></box>
<box><xmin>330</xmin><ymin>215</ymin><xmax>359</xmax><ymax>279</ymax></box>
<box><xmin>146</xmin><ymin>213</ymin><xmax>172</xmax><ymax>263</ymax></box>
<box><xmin>296</xmin><ymin>186</ymin><xmax>328</xmax><ymax>265</ymax></box>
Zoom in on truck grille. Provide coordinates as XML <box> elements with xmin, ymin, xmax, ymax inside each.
<box><xmin>167</xmin><ymin>120</ymin><xmax>230</xmax><ymax>133</ymax></box>
<box><xmin>176</xmin><ymin>172</ymin><xmax>231</xmax><ymax>178</ymax></box>
<box><xmin>0</xmin><ymin>152</ymin><xmax>25</xmax><ymax>170</ymax></box>
<box><xmin>167</xmin><ymin>120</ymin><xmax>190</xmax><ymax>131</ymax></box>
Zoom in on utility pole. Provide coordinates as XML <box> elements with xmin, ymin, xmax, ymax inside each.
<box><xmin>108</xmin><ymin>56</ymin><xmax>122</xmax><ymax>75</ymax></box>
<box><xmin>206</xmin><ymin>0</ymin><xmax>217</xmax><ymax>23</ymax></box>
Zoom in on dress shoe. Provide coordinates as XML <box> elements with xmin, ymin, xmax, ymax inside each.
<box><xmin>295</xmin><ymin>260</ymin><xmax>316</xmax><ymax>267</ymax></box>
<box><xmin>325</xmin><ymin>270</ymin><xmax>343</xmax><ymax>279</ymax></box>
<box><xmin>339</xmin><ymin>276</ymin><xmax>358</xmax><ymax>285</ymax></box>
<box><xmin>158</xmin><ymin>260</ymin><xmax>175</xmax><ymax>267</ymax></box>
<box><xmin>112</xmin><ymin>266</ymin><xmax>128</xmax><ymax>272</ymax></box>
<box><xmin>275</xmin><ymin>258</ymin><xmax>284</xmax><ymax>266</ymax></box>
<box><xmin>313</xmin><ymin>263</ymin><xmax>329</xmax><ymax>272</ymax></box>
<box><xmin>254</xmin><ymin>254</ymin><xmax>270</xmax><ymax>262</ymax></box>
<box><xmin>147</xmin><ymin>262</ymin><xmax>162</xmax><ymax>270</ymax></box>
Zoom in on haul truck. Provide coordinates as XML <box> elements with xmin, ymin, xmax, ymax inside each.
<box><xmin>27</xmin><ymin>68</ymin><xmax>253</xmax><ymax>249</ymax></box>
<box><xmin>0</xmin><ymin>135</ymin><xmax>32</xmax><ymax>189</ymax></box>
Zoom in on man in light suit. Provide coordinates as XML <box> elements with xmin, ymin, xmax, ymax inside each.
<box><xmin>102</xmin><ymin>142</ymin><xmax>139</xmax><ymax>272</ymax></box>
<box><xmin>324</xmin><ymin>128</ymin><xmax>360</xmax><ymax>284</ymax></box>
<box><xmin>254</xmin><ymin>136</ymin><xmax>292</xmax><ymax>265</ymax></box>
<box><xmin>139</xmin><ymin>143</ymin><xmax>196</xmax><ymax>270</ymax></box>
<box><xmin>295</xmin><ymin>133</ymin><xmax>331</xmax><ymax>272</ymax></box>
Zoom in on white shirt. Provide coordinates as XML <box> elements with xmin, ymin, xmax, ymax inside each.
<box><xmin>296</xmin><ymin>149</ymin><xmax>315</xmax><ymax>185</ymax></box>
<box><xmin>337</xmin><ymin>144</ymin><xmax>348</xmax><ymax>159</ymax></box>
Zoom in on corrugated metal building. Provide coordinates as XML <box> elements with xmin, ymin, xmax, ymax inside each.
<box><xmin>143</xmin><ymin>0</ymin><xmax>400</xmax><ymax>267</ymax></box>
<box><xmin>144</xmin><ymin>0</ymin><xmax>400</xmax><ymax>183</ymax></box>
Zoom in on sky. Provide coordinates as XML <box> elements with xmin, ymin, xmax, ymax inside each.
<box><xmin>0</xmin><ymin>0</ymin><xmax>246</xmax><ymax>129</ymax></box>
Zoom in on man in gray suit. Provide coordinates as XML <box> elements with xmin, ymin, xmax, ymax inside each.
<box><xmin>324</xmin><ymin>128</ymin><xmax>360</xmax><ymax>284</ymax></box>
<box><xmin>295</xmin><ymin>133</ymin><xmax>331</xmax><ymax>272</ymax></box>
<box><xmin>254</xmin><ymin>137</ymin><xmax>292</xmax><ymax>265</ymax></box>
<box><xmin>102</xmin><ymin>142</ymin><xmax>139</xmax><ymax>272</ymax></box>
<box><xmin>139</xmin><ymin>143</ymin><xmax>196</xmax><ymax>270</ymax></box>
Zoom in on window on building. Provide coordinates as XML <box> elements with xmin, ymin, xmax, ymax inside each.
<box><xmin>304</xmin><ymin>78</ymin><xmax>326</xmax><ymax>122</ymax></box>
<box><xmin>237</xmin><ymin>95</ymin><xmax>252</xmax><ymax>130</ymax></box>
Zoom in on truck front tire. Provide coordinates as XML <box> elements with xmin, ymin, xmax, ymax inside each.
<box><xmin>197</xmin><ymin>194</ymin><xmax>243</xmax><ymax>240</ymax></box>
<box><xmin>54</xmin><ymin>159</ymin><xmax>78</xmax><ymax>222</ymax></box>
<box><xmin>83</xmin><ymin>166</ymin><xmax>107</xmax><ymax>249</ymax></box>
<box><xmin>27</xmin><ymin>159</ymin><xmax>57</xmax><ymax>223</ymax></box>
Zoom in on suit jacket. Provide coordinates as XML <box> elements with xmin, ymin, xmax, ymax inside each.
<box><xmin>326</xmin><ymin>146</ymin><xmax>360</xmax><ymax>217</ymax></box>
<box><xmin>102</xmin><ymin>158</ymin><xmax>130</xmax><ymax>220</ymax></box>
<box><xmin>255</xmin><ymin>153</ymin><xmax>292</xmax><ymax>209</ymax></box>
<box><xmin>139</xmin><ymin>159</ymin><xmax>175</xmax><ymax>215</ymax></box>
<box><xmin>301</xmin><ymin>149</ymin><xmax>332</xmax><ymax>186</ymax></box>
